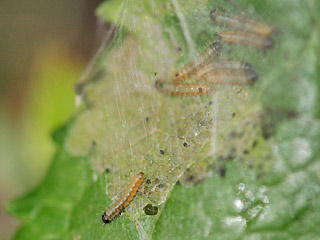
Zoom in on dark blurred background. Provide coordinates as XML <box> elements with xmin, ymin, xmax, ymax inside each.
<box><xmin>0</xmin><ymin>0</ymin><xmax>103</xmax><ymax>238</ymax></box>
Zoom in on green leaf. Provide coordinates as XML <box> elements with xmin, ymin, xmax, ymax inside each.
<box><xmin>7</xmin><ymin>124</ymin><xmax>93</xmax><ymax>239</ymax></box>
<box><xmin>7</xmin><ymin>0</ymin><xmax>320</xmax><ymax>239</ymax></box>
<box><xmin>154</xmin><ymin>157</ymin><xmax>320</xmax><ymax>239</ymax></box>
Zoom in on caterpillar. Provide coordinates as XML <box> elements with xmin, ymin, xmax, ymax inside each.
<box><xmin>217</xmin><ymin>31</ymin><xmax>274</xmax><ymax>49</ymax></box>
<box><xmin>195</xmin><ymin>60</ymin><xmax>253</xmax><ymax>78</ymax></box>
<box><xmin>196</xmin><ymin>68</ymin><xmax>258</xmax><ymax>85</ymax></box>
<box><xmin>173</xmin><ymin>42</ymin><xmax>222</xmax><ymax>82</ymax></box>
<box><xmin>195</xmin><ymin>60</ymin><xmax>258</xmax><ymax>85</ymax></box>
<box><xmin>155</xmin><ymin>80</ymin><xmax>211</xmax><ymax>96</ymax></box>
<box><xmin>207</xmin><ymin>60</ymin><xmax>253</xmax><ymax>71</ymax></box>
<box><xmin>102</xmin><ymin>172</ymin><xmax>145</xmax><ymax>223</ymax></box>
<box><xmin>210</xmin><ymin>9</ymin><xmax>274</xmax><ymax>36</ymax></box>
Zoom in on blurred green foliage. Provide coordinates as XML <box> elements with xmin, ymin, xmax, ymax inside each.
<box><xmin>1</xmin><ymin>45</ymin><xmax>81</xmax><ymax>193</ymax></box>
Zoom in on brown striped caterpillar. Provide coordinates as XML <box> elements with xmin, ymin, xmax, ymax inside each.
<box><xmin>102</xmin><ymin>172</ymin><xmax>145</xmax><ymax>223</ymax></box>
<box><xmin>205</xmin><ymin>60</ymin><xmax>253</xmax><ymax>71</ymax></box>
<box><xmin>155</xmin><ymin>80</ymin><xmax>211</xmax><ymax>96</ymax></box>
<box><xmin>172</xmin><ymin>42</ymin><xmax>222</xmax><ymax>82</ymax></box>
<box><xmin>195</xmin><ymin>61</ymin><xmax>258</xmax><ymax>85</ymax></box>
<box><xmin>197</xmin><ymin>68</ymin><xmax>258</xmax><ymax>85</ymax></box>
<box><xmin>195</xmin><ymin>60</ymin><xmax>252</xmax><ymax>78</ymax></box>
<box><xmin>217</xmin><ymin>31</ymin><xmax>274</xmax><ymax>49</ymax></box>
<box><xmin>210</xmin><ymin>9</ymin><xmax>274</xmax><ymax>36</ymax></box>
